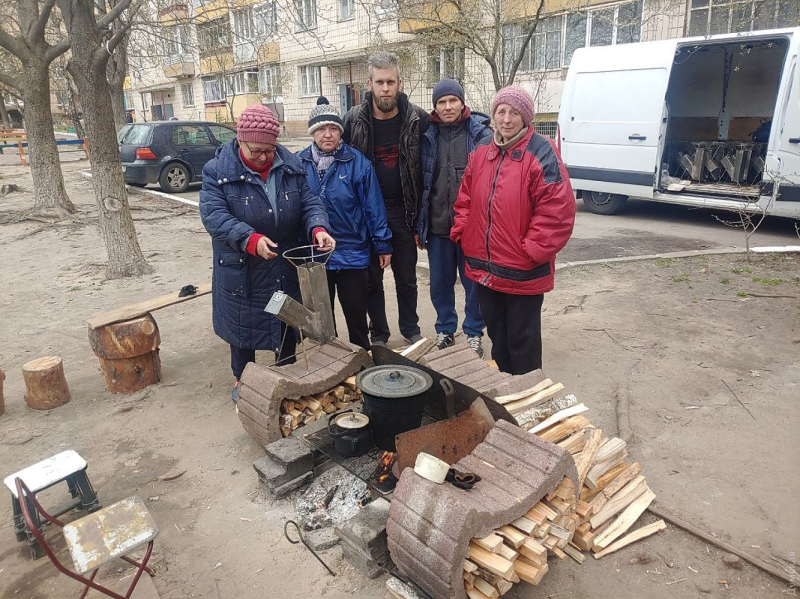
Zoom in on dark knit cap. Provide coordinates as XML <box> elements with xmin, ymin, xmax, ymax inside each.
<box><xmin>237</xmin><ymin>105</ymin><xmax>280</xmax><ymax>145</ymax></box>
<box><xmin>308</xmin><ymin>97</ymin><xmax>344</xmax><ymax>135</ymax></box>
<box><xmin>432</xmin><ymin>79</ymin><xmax>464</xmax><ymax>106</ymax></box>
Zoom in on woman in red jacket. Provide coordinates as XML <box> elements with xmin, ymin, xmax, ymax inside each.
<box><xmin>450</xmin><ymin>86</ymin><xmax>575</xmax><ymax>375</ymax></box>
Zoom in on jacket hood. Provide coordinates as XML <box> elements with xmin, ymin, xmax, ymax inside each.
<box><xmin>213</xmin><ymin>139</ymin><xmax>305</xmax><ymax>180</ymax></box>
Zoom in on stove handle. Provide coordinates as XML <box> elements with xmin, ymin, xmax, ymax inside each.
<box><xmin>440</xmin><ymin>378</ymin><xmax>456</xmax><ymax>419</ymax></box>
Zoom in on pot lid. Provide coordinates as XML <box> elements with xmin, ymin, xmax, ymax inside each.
<box><xmin>334</xmin><ymin>412</ymin><xmax>370</xmax><ymax>429</ymax></box>
<box><xmin>356</xmin><ymin>365</ymin><xmax>433</xmax><ymax>398</ymax></box>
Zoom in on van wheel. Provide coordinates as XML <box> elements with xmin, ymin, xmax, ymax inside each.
<box><xmin>159</xmin><ymin>163</ymin><xmax>190</xmax><ymax>193</ymax></box>
<box><xmin>583</xmin><ymin>191</ymin><xmax>628</xmax><ymax>215</ymax></box>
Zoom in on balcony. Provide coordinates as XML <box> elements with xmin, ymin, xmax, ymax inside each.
<box><xmin>163</xmin><ymin>55</ymin><xmax>196</xmax><ymax>78</ymax></box>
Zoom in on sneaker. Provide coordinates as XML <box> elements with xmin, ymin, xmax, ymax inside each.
<box><xmin>231</xmin><ymin>381</ymin><xmax>240</xmax><ymax>403</ymax></box>
<box><xmin>467</xmin><ymin>335</ymin><xmax>484</xmax><ymax>359</ymax></box>
<box><xmin>435</xmin><ymin>332</ymin><xmax>455</xmax><ymax>350</ymax></box>
<box><xmin>405</xmin><ymin>334</ymin><xmax>424</xmax><ymax>344</ymax></box>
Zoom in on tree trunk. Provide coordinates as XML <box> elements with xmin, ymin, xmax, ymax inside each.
<box><xmin>22</xmin><ymin>59</ymin><xmax>75</xmax><ymax>217</ymax></box>
<box><xmin>60</xmin><ymin>0</ymin><xmax>150</xmax><ymax>278</ymax></box>
<box><xmin>107</xmin><ymin>43</ymin><xmax>128</xmax><ymax>131</ymax></box>
<box><xmin>0</xmin><ymin>95</ymin><xmax>9</xmax><ymax>129</ymax></box>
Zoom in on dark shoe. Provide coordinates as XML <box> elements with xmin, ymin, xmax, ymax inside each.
<box><xmin>405</xmin><ymin>334</ymin><xmax>424</xmax><ymax>344</ymax></box>
<box><xmin>231</xmin><ymin>381</ymin><xmax>240</xmax><ymax>403</ymax></box>
<box><xmin>467</xmin><ymin>335</ymin><xmax>484</xmax><ymax>359</ymax></box>
<box><xmin>371</xmin><ymin>340</ymin><xmax>387</xmax><ymax>348</ymax></box>
<box><xmin>435</xmin><ymin>332</ymin><xmax>455</xmax><ymax>350</ymax></box>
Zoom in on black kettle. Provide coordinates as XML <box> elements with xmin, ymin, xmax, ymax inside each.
<box><xmin>327</xmin><ymin>411</ymin><xmax>373</xmax><ymax>458</ymax></box>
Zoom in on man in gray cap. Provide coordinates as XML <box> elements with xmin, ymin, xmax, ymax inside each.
<box><xmin>416</xmin><ymin>79</ymin><xmax>493</xmax><ymax>356</ymax></box>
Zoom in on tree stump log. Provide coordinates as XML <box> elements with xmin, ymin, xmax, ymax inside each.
<box><xmin>88</xmin><ymin>314</ymin><xmax>162</xmax><ymax>394</ymax></box>
<box><xmin>0</xmin><ymin>368</ymin><xmax>6</xmax><ymax>417</ymax></box>
<box><xmin>22</xmin><ymin>357</ymin><xmax>71</xmax><ymax>410</ymax></box>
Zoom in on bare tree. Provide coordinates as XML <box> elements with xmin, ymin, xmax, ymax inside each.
<box><xmin>57</xmin><ymin>0</ymin><xmax>151</xmax><ymax>278</ymax></box>
<box><xmin>0</xmin><ymin>0</ymin><xmax>75</xmax><ymax>217</ymax></box>
<box><xmin>0</xmin><ymin>91</ymin><xmax>10</xmax><ymax>128</ymax></box>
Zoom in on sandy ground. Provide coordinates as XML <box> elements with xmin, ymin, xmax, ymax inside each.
<box><xmin>0</xmin><ymin>161</ymin><xmax>798</xmax><ymax>598</ymax></box>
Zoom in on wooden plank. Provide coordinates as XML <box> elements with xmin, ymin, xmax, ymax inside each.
<box><xmin>528</xmin><ymin>403</ymin><xmax>589</xmax><ymax>433</ymax></box>
<box><xmin>593</xmin><ymin>520</ymin><xmax>666</xmax><ymax>559</ymax></box>
<box><xmin>557</xmin><ymin>430</ymin><xmax>587</xmax><ymax>454</ymax></box>
<box><xmin>582</xmin><ymin>462</ymin><xmax>629</xmax><ymax>501</ymax></box>
<box><xmin>494</xmin><ymin>578</ymin><xmax>513</xmax><ymax>596</ymax></box>
<box><xmin>496</xmin><ymin>543</ymin><xmax>518</xmax><ymax>562</ymax></box>
<box><xmin>575</xmin><ymin>428</ymin><xmax>604</xmax><ymax>489</ymax></box>
<box><xmin>550</xmin><ymin>546</ymin><xmax>568</xmax><ymax>560</ymax></box>
<box><xmin>471</xmin><ymin>577</ymin><xmax>499</xmax><ymax>598</ymax></box>
<box><xmin>464</xmin><ymin>560</ymin><xmax>479</xmax><ymax>574</ymax></box>
<box><xmin>512</xmin><ymin>560</ymin><xmax>548</xmax><ymax>585</ymax></box>
<box><xmin>585</xmin><ymin>450</ymin><xmax>629</xmax><ymax>491</ymax></box>
<box><xmin>87</xmin><ymin>282</ymin><xmax>212</xmax><ymax>329</ymax></box>
<box><xmin>504</xmin><ymin>383</ymin><xmax>566</xmax><ymax>414</ymax></box>
<box><xmin>466</xmin><ymin>587</ymin><xmax>492</xmax><ymax>599</ymax></box>
<box><xmin>510</xmin><ymin>517</ymin><xmax>536</xmax><ymax>534</ymax></box>
<box><xmin>537</xmin><ymin>415</ymin><xmax>592</xmax><ymax>444</ymax></box>
<box><xmin>495</xmin><ymin>525</ymin><xmax>526</xmax><ymax>548</ymax></box>
<box><xmin>468</xmin><ymin>545</ymin><xmax>515</xmax><ymax>580</ymax></box>
<box><xmin>494</xmin><ymin>378</ymin><xmax>553</xmax><ymax>404</ymax></box>
<box><xmin>588</xmin><ymin>462</ymin><xmax>643</xmax><ymax>513</ymax></box>
<box><xmin>590</xmin><ymin>476</ymin><xmax>648</xmax><ymax>529</ymax></box>
<box><xmin>593</xmin><ymin>489</ymin><xmax>656</xmax><ymax>551</ymax></box>
<box><xmin>563</xmin><ymin>543</ymin><xmax>586</xmax><ymax>564</ymax></box>
<box><xmin>594</xmin><ymin>437</ymin><xmax>627</xmax><ymax>464</ymax></box>
<box><xmin>473</xmin><ymin>533</ymin><xmax>504</xmax><ymax>553</ymax></box>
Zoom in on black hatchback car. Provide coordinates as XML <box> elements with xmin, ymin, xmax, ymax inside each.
<box><xmin>118</xmin><ymin>121</ymin><xmax>237</xmax><ymax>193</ymax></box>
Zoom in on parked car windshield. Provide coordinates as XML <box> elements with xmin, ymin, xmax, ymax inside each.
<box><xmin>208</xmin><ymin>124</ymin><xmax>236</xmax><ymax>143</ymax></box>
<box><xmin>120</xmin><ymin>124</ymin><xmax>151</xmax><ymax>145</ymax></box>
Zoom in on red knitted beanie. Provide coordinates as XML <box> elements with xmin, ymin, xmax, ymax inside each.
<box><xmin>237</xmin><ymin>105</ymin><xmax>280</xmax><ymax>146</ymax></box>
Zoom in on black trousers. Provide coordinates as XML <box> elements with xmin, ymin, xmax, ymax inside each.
<box><xmin>327</xmin><ymin>268</ymin><xmax>370</xmax><ymax>350</ymax></box>
<box><xmin>477</xmin><ymin>286</ymin><xmax>544</xmax><ymax>375</ymax></box>
<box><xmin>229</xmin><ymin>327</ymin><xmax>297</xmax><ymax>379</ymax></box>
<box><xmin>367</xmin><ymin>204</ymin><xmax>420</xmax><ymax>342</ymax></box>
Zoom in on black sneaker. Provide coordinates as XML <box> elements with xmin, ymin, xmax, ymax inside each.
<box><xmin>467</xmin><ymin>335</ymin><xmax>484</xmax><ymax>359</ymax></box>
<box><xmin>435</xmin><ymin>332</ymin><xmax>455</xmax><ymax>350</ymax></box>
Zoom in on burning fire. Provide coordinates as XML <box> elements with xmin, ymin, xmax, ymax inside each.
<box><xmin>376</xmin><ymin>451</ymin><xmax>397</xmax><ymax>484</ymax></box>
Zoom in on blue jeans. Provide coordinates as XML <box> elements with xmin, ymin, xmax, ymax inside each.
<box><xmin>427</xmin><ymin>234</ymin><xmax>484</xmax><ymax>337</ymax></box>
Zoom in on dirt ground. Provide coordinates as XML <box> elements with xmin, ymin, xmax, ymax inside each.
<box><xmin>0</xmin><ymin>162</ymin><xmax>797</xmax><ymax>598</ymax></box>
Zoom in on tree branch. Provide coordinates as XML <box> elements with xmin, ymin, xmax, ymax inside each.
<box><xmin>107</xmin><ymin>19</ymin><xmax>134</xmax><ymax>54</ymax></box>
<box><xmin>97</xmin><ymin>0</ymin><xmax>135</xmax><ymax>29</ymax></box>
<box><xmin>30</xmin><ymin>0</ymin><xmax>59</xmax><ymax>43</ymax></box>
<box><xmin>0</xmin><ymin>71</ymin><xmax>20</xmax><ymax>91</ymax></box>
<box><xmin>45</xmin><ymin>38</ymin><xmax>72</xmax><ymax>64</ymax></box>
<box><xmin>0</xmin><ymin>30</ymin><xmax>23</xmax><ymax>58</ymax></box>
<box><xmin>506</xmin><ymin>0</ymin><xmax>546</xmax><ymax>86</ymax></box>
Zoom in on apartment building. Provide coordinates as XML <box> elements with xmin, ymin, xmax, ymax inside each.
<box><xmin>124</xmin><ymin>0</ymin><xmax>798</xmax><ymax>134</ymax></box>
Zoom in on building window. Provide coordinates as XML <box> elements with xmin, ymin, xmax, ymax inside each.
<box><xmin>296</xmin><ymin>0</ymin><xmax>317</xmax><ymax>30</ymax></box>
<box><xmin>299</xmin><ymin>65</ymin><xmax>321</xmax><ymax>96</ymax></box>
<box><xmin>225</xmin><ymin>71</ymin><xmax>260</xmax><ymax>95</ymax></box>
<box><xmin>232</xmin><ymin>8</ymin><xmax>255</xmax><ymax>42</ymax></box>
<box><xmin>340</xmin><ymin>0</ymin><xmax>355</xmax><ymax>20</ymax></box>
<box><xmin>163</xmin><ymin>25</ymin><xmax>190</xmax><ymax>56</ymax></box>
<box><xmin>428</xmin><ymin>47</ymin><xmax>465</xmax><ymax>84</ymax></box>
<box><xmin>198</xmin><ymin>17</ymin><xmax>231</xmax><ymax>54</ymax></box>
<box><xmin>254</xmin><ymin>2</ymin><xmax>277</xmax><ymax>38</ymax></box>
<box><xmin>503</xmin><ymin>16</ymin><xmax>562</xmax><ymax>74</ymax></box>
<box><xmin>374</xmin><ymin>0</ymin><xmax>397</xmax><ymax>18</ymax></box>
<box><xmin>140</xmin><ymin>92</ymin><xmax>150</xmax><ymax>111</ymax></box>
<box><xmin>688</xmin><ymin>0</ymin><xmax>798</xmax><ymax>36</ymax></box>
<box><xmin>203</xmin><ymin>76</ymin><xmax>225</xmax><ymax>102</ymax></box>
<box><xmin>259</xmin><ymin>64</ymin><xmax>282</xmax><ymax>99</ymax></box>
<box><xmin>181</xmin><ymin>83</ymin><xmax>195</xmax><ymax>107</ymax></box>
<box><xmin>563</xmin><ymin>1</ymin><xmax>642</xmax><ymax>66</ymax></box>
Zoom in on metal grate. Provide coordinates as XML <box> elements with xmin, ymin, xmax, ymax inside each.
<box><xmin>302</xmin><ymin>411</ymin><xmax>435</xmax><ymax>496</ymax></box>
<box><xmin>535</xmin><ymin>120</ymin><xmax>558</xmax><ymax>140</ymax></box>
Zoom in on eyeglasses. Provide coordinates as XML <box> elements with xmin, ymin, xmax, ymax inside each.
<box><xmin>243</xmin><ymin>141</ymin><xmax>276</xmax><ymax>158</ymax></box>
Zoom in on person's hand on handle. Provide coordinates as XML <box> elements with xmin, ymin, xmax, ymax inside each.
<box><xmin>379</xmin><ymin>254</ymin><xmax>392</xmax><ymax>269</ymax></box>
<box><xmin>414</xmin><ymin>234</ymin><xmax>424</xmax><ymax>250</ymax></box>
<box><xmin>315</xmin><ymin>230</ymin><xmax>336</xmax><ymax>251</ymax></box>
<box><xmin>256</xmin><ymin>237</ymin><xmax>278</xmax><ymax>260</ymax></box>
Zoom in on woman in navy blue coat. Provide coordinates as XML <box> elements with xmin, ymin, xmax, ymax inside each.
<box><xmin>297</xmin><ymin>99</ymin><xmax>392</xmax><ymax>350</ymax></box>
<box><xmin>199</xmin><ymin>105</ymin><xmax>335</xmax><ymax>400</ymax></box>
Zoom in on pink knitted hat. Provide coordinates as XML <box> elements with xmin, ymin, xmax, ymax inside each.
<box><xmin>237</xmin><ymin>105</ymin><xmax>280</xmax><ymax>146</ymax></box>
<box><xmin>491</xmin><ymin>86</ymin><xmax>535</xmax><ymax>125</ymax></box>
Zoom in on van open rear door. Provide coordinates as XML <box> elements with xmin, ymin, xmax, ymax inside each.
<box><xmin>559</xmin><ymin>40</ymin><xmax>678</xmax><ymax>199</ymax></box>
<box><xmin>775</xmin><ymin>56</ymin><xmax>800</xmax><ymax>203</ymax></box>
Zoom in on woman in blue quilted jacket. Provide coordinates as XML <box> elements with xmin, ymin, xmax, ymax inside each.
<box><xmin>297</xmin><ymin>98</ymin><xmax>392</xmax><ymax>350</ymax></box>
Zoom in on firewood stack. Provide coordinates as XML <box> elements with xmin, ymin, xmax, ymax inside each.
<box><xmin>279</xmin><ymin>376</ymin><xmax>362</xmax><ymax>437</ymax></box>
<box><xmin>460</xmin><ymin>386</ymin><xmax>666</xmax><ymax>598</ymax></box>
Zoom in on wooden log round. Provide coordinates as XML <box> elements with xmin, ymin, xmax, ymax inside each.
<box><xmin>0</xmin><ymin>368</ymin><xmax>5</xmax><ymax>417</ymax></box>
<box><xmin>22</xmin><ymin>357</ymin><xmax>71</xmax><ymax>410</ymax></box>
<box><xmin>88</xmin><ymin>314</ymin><xmax>161</xmax><ymax>360</ymax></box>
<box><xmin>99</xmin><ymin>350</ymin><xmax>162</xmax><ymax>394</ymax></box>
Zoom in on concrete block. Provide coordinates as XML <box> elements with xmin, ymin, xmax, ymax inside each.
<box><xmin>334</xmin><ymin>497</ymin><xmax>390</xmax><ymax>559</ymax></box>
<box><xmin>341</xmin><ymin>538</ymin><xmax>392</xmax><ymax>579</ymax></box>
<box><xmin>264</xmin><ymin>436</ymin><xmax>314</xmax><ymax>471</ymax></box>
<box><xmin>272</xmin><ymin>471</ymin><xmax>313</xmax><ymax>499</ymax></box>
<box><xmin>304</xmin><ymin>527</ymin><xmax>340</xmax><ymax>552</ymax></box>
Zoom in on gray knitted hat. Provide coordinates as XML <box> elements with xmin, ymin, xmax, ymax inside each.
<box><xmin>308</xmin><ymin>97</ymin><xmax>344</xmax><ymax>135</ymax></box>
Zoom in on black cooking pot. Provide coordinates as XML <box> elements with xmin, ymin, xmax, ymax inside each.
<box><xmin>356</xmin><ymin>365</ymin><xmax>433</xmax><ymax>452</ymax></box>
<box><xmin>327</xmin><ymin>411</ymin><xmax>373</xmax><ymax>458</ymax></box>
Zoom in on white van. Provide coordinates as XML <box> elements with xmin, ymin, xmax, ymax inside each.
<box><xmin>558</xmin><ymin>27</ymin><xmax>800</xmax><ymax>219</ymax></box>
